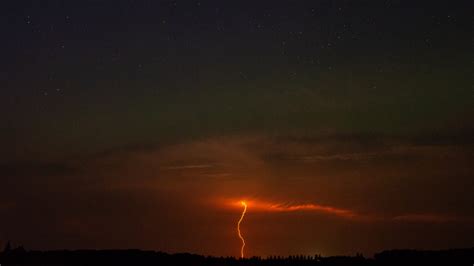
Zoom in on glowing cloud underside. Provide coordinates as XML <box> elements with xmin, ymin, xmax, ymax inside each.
<box><xmin>237</xmin><ymin>201</ymin><xmax>247</xmax><ymax>258</ymax></box>
<box><xmin>225</xmin><ymin>199</ymin><xmax>359</xmax><ymax>219</ymax></box>
<box><xmin>221</xmin><ymin>198</ymin><xmax>471</xmax><ymax>223</ymax></box>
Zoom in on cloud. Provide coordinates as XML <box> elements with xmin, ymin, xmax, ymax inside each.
<box><xmin>0</xmin><ymin>161</ymin><xmax>79</xmax><ymax>178</ymax></box>
<box><xmin>1</xmin><ymin>133</ymin><xmax>472</xmax><ymax>255</ymax></box>
<box><xmin>218</xmin><ymin>197</ymin><xmax>474</xmax><ymax>224</ymax></box>
<box><xmin>162</xmin><ymin>164</ymin><xmax>215</xmax><ymax>170</ymax></box>
<box><xmin>220</xmin><ymin>198</ymin><xmax>361</xmax><ymax>220</ymax></box>
<box><xmin>392</xmin><ymin>214</ymin><xmax>474</xmax><ymax>223</ymax></box>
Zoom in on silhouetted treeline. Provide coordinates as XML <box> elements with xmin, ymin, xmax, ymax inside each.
<box><xmin>1</xmin><ymin>242</ymin><xmax>473</xmax><ymax>265</ymax></box>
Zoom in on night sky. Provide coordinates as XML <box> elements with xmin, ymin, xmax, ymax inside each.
<box><xmin>1</xmin><ymin>0</ymin><xmax>473</xmax><ymax>257</ymax></box>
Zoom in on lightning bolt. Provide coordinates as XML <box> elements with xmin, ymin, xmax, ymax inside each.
<box><xmin>237</xmin><ymin>201</ymin><xmax>247</xmax><ymax>259</ymax></box>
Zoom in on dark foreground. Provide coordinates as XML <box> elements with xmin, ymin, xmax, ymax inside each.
<box><xmin>1</xmin><ymin>246</ymin><xmax>473</xmax><ymax>266</ymax></box>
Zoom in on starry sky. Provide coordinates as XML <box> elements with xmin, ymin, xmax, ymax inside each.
<box><xmin>1</xmin><ymin>0</ymin><xmax>473</xmax><ymax>257</ymax></box>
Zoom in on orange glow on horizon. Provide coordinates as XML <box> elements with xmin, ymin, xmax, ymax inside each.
<box><xmin>237</xmin><ymin>201</ymin><xmax>247</xmax><ymax>258</ymax></box>
<box><xmin>223</xmin><ymin>198</ymin><xmax>360</xmax><ymax>220</ymax></box>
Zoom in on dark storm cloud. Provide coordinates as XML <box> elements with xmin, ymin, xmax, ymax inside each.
<box><xmin>0</xmin><ymin>133</ymin><xmax>473</xmax><ymax>255</ymax></box>
<box><xmin>410</xmin><ymin>128</ymin><xmax>474</xmax><ymax>146</ymax></box>
<box><xmin>0</xmin><ymin>161</ymin><xmax>79</xmax><ymax>178</ymax></box>
<box><xmin>263</xmin><ymin>130</ymin><xmax>473</xmax><ymax>164</ymax></box>
<box><xmin>276</xmin><ymin>127</ymin><xmax>474</xmax><ymax>147</ymax></box>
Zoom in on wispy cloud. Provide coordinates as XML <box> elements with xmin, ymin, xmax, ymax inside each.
<box><xmin>220</xmin><ymin>198</ymin><xmax>365</xmax><ymax>220</ymax></box>
<box><xmin>392</xmin><ymin>214</ymin><xmax>473</xmax><ymax>223</ymax></box>
<box><xmin>218</xmin><ymin>198</ymin><xmax>474</xmax><ymax>224</ymax></box>
<box><xmin>162</xmin><ymin>164</ymin><xmax>215</xmax><ymax>170</ymax></box>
